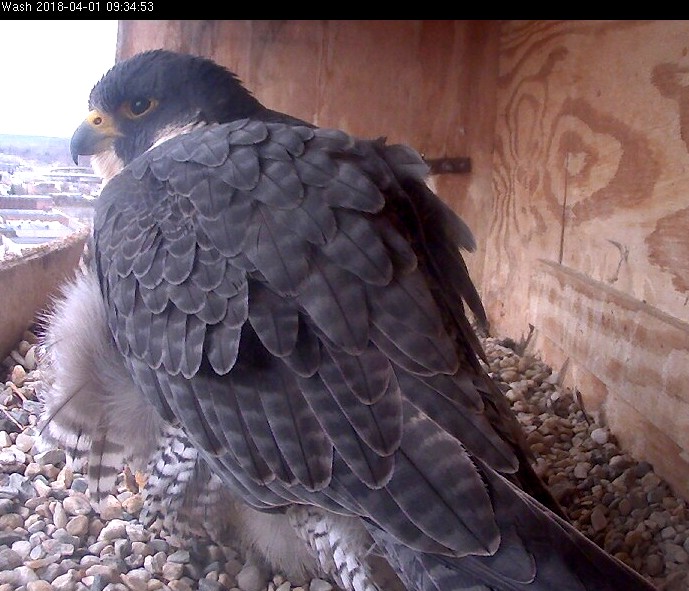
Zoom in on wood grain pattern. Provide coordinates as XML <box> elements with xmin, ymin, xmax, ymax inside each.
<box><xmin>487</xmin><ymin>20</ymin><xmax>689</xmax><ymax>333</ymax></box>
<box><xmin>487</xmin><ymin>20</ymin><xmax>689</xmax><ymax>492</ymax></box>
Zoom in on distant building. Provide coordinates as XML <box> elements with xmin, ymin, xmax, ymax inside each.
<box><xmin>0</xmin><ymin>143</ymin><xmax>100</xmax><ymax>259</ymax></box>
<box><xmin>0</xmin><ymin>208</ymin><xmax>84</xmax><ymax>258</ymax></box>
<box><xmin>0</xmin><ymin>174</ymin><xmax>9</xmax><ymax>196</ymax></box>
<box><xmin>0</xmin><ymin>195</ymin><xmax>53</xmax><ymax>210</ymax></box>
<box><xmin>29</xmin><ymin>166</ymin><xmax>103</xmax><ymax>197</ymax></box>
<box><xmin>45</xmin><ymin>166</ymin><xmax>102</xmax><ymax>185</ymax></box>
<box><xmin>0</xmin><ymin>164</ymin><xmax>97</xmax><ymax>260</ymax></box>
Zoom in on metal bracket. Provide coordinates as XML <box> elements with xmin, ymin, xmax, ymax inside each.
<box><xmin>424</xmin><ymin>157</ymin><xmax>472</xmax><ymax>175</ymax></box>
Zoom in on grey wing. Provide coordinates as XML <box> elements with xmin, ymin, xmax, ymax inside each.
<box><xmin>92</xmin><ymin>120</ymin><xmax>557</xmax><ymax>576</ymax></box>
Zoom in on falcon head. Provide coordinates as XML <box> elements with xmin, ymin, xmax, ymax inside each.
<box><xmin>70</xmin><ymin>49</ymin><xmax>262</xmax><ymax>180</ymax></box>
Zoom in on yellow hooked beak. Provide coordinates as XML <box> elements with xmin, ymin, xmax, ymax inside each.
<box><xmin>70</xmin><ymin>109</ymin><xmax>122</xmax><ymax>164</ymax></box>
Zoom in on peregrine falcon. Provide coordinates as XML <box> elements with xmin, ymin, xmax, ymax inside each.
<box><xmin>40</xmin><ymin>49</ymin><xmax>658</xmax><ymax>591</ymax></box>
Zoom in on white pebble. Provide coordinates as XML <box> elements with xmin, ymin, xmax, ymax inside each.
<box><xmin>23</xmin><ymin>346</ymin><xmax>37</xmax><ymax>371</ymax></box>
<box><xmin>590</xmin><ymin>505</ymin><xmax>608</xmax><ymax>532</ymax></box>
<box><xmin>590</xmin><ymin>428</ymin><xmax>608</xmax><ymax>445</ymax></box>
<box><xmin>641</xmin><ymin>472</ymin><xmax>662</xmax><ymax>490</ymax></box>
<box><xmin>98</xmin><ymin>519</ymin><xmax>128</xmax><ymax>541</ymax></box>
<box><xmin>168</xmin><ymin>580</ymin><xmax>193</xmax><ymax>591</ymax></box>
<box><xmin>144</xmin><ymin>551</ymin><xmax>166</xmax><ymax>575</ymax></box>
<box><xmin>121</xmin><ymin>568</ymin><xmax>151</xmax><ymax>591</ymax></box>
<box><xmin>51</xmin><ymin>570</ymin><xmax>76</xmax><ymax>590</ymax></box>
<box><xmin>125</xmin><ymin>523</ymin><xmax>149</xmax><ymax>542</ymax></box>
<box><xmin>33</xmin><ymin>479</ymin><xmax>52</xmax><ymax>498</ymax></box>
<box><xmin>56</xmin><ymin>466</ymin><xmax>74</xmax><ymax>489</ymax></box>
<box><xmin>0</xmin><ymin>431</ymin><xmax>12</xmax><ymax>448</ymax></box>
<box><xmin>573</xmin><ymin>462</ymin><xmax>592</xmax><ymax>479</ymax></box>
<box><xmin>24</xmin><ymin>462</ymin><xmax>42</xmax><ymax>478</ymax></box>
<box><xmin>15</xmin><ymin>431</ymin><xmax>35</xmax><ymax>453</ymax></box>
<box><xmin>545</xmin><ymin>371</ymin><xmax>559</xmax><ymax>385</ymax></box>
<box><xmin>85</xmin><ymin>563</ymin><xmax>120</xmax><ymax>579</ymax></box>
<box><xmin>24</xmin><ymin>555</ymin><xmax>60</xmax><ymax>569</ymax></box>
<box><xmin>17</xmin><ymin>340</ymin><xmax>32</xmax><ymax>356</ymax></box>
<box><xmin>13</xmin><ymin>565</ymin><xmax>38</xmax><ymax>585</ymax></box>
<box><xmin>0</xmin><ymin>448</ymin><xmax>24</xmax><ymax>463</ymax></box>
<box><xmin>52</xmin><ymin>503</ymin><xmax>68</xmax><ymax>529</ymax></box>
<box><xmin>63</xmin><ymin>493</ymin><xmax>92</xmax><ymax>516</ymax></box>
<box><xmin>11</xmin><ymin>540</ymin><xmax>32</xmax><ymax>559</ymax></box>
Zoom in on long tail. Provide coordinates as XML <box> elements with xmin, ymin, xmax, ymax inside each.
<box><xmin>365</xmin><ymin>465</ymin><xmax>658</xmax><ymax>591</ymax></box>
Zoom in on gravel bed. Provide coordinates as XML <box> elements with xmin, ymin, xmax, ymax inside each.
<box><xmin>0</xmin><ymin>328</ymin><xmax>687</xmax><ymax>591</ymax></box>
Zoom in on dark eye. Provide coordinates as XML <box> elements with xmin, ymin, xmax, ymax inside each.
<box><xmin>130</xmin><ymin>98</ymin><xmax>151</xmax><ymax>115</ymax></box>
<box><xmin>125</xmin><ymin>97</ymin><xmax>156</xmax><ymax>118</ymax></box>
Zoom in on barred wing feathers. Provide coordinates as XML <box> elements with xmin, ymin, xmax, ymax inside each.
<box><xmin>92</xmin><ymin>119</ymin><xmax>554</xmax><ymax>570</ymax></box>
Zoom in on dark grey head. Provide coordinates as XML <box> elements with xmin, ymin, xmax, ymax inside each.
<box><xmin>70</xmin><ymin>50</ymin><xmax>263</xmax><ymax>175</ymax></box>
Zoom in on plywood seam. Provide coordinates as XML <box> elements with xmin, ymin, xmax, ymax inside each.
<box><xmin>538</xmin><ymin>259</ymin><xmax>689</xmax><ymax>334</ymax></box>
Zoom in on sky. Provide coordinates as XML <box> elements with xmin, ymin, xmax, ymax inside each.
<box><xmin>0</xmin><ymin>20</ymin><xmax>118</xmax><ymax>138</ymax></box>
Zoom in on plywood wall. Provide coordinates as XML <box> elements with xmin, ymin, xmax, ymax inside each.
<box><xmin>487</xmin><ymin>21</ymin><xmax>689</xmax><ymax>498</ymax></box>
<box><xmin>116</xmin><ymin>20</ymin><xmax>689</xmax><ymax>498</ymax></box>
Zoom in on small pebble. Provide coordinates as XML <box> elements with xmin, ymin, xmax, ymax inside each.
<box><xmin>0</xmin><ymin>548</ymin><xmax>23</xmax><ymax>569</ymax></box>
<box><xmin>162</xmin><ymin>561</ymin><xmax>185</xmax><ymax>580</ymax></box>
<box><xmin>65</xmin><ymin>514</ymin><xmax>90</xmax><ymax>537</ymax></box>
<box><xmin>62</xmin><ymin>493</ymin><xmax>92</xmax><ymax>516</ymax></box>
<box><xmin>590</xmin><ymin>505</ymin><xmax>608</xmax><ymax>532</ymax></box>
<box><xmin>0</xmin><ymin>431</ymin><xmax>12</xmax><ymax>448</ymax></box>
<box><xmin>27</xmin><ymin>581</ymin><xmax>53</xmax><ymax>591</ymax></box>
<box><xmin>590</xmin><ymin>427</ymin><xmax>609</xmax><ymax>445</ymax></box>
<box><xmin>99</xmin><ymin>496</ymin><xmax>123</xmax><ymax>521</ymax></box>
<box><xmin>11</xmin><ymin>365</ymin><xmax>26</xmax><ymax>387</ymax></box>
<box><xmin>15</xmin><ymin>431</ymin><xmax>35</xmax><ymax>453</ymax></box>
<box><xmin>23</xmin><ymin>347</ymin><xmax>37</xmax><ymax>371</ymax></box>
<box><xmin>34</xmin><ymin>449</ymin><xmax>66</xmax><ymax>467</ymax></box>
<box><xmin>0</xmin><ymin>331</ymin><xmax>684</xmax><ymax>591</ymax></box>
<box><xmin>122</xmin><ymin>494</ymin><xmax>144</xmax><ymax>515</ymax></box>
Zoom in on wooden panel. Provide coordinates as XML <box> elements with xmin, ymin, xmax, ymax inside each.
<box><xmin>0</xmin><ymin>230</ymin><xmax>87</xmax><ymax>361</ymax></box>
<box><xmin>484</xmin><ymin>21</ymin><xmax>689</xmax><ymax>496</ymax></box>
<box><xmin>487</xmin><ymin>20</ymin><xmax>689</xmax><ymax>339</ymax></box>
<box><xmin>530</xmin><ymin>260</ymin><xmax>689</xmax><ymax>498</ymax></box>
